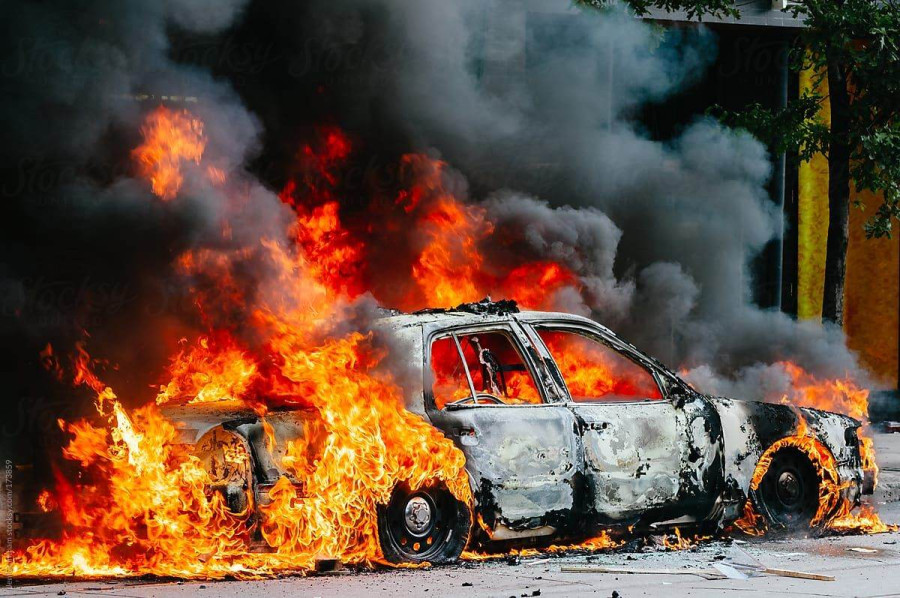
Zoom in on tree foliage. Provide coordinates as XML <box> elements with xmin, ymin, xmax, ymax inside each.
<box><xmin>576</xmin><ymin>0</ymin><xmax>737</xmax><ymax>21</ymax></box>
<box><xmin>579</xmin><ymin>0</ymin><xmax>900</xmax><ymax>239</ymax></box>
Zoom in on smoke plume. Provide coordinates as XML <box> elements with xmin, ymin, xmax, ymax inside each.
<box><xmin>293</xmin><ymin>0</ymin><xmax>864</xmax><ymax>391</ymax></box>
<box><xmin>0</xmin><ymin>0</ymin><xmax>870</xmax><ymax>474</ymax></box>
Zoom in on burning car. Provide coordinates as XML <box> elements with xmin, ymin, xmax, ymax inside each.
<box><xmin>162</xmin><ymin>299</ymin><xmax>876</xmax><ymax>565</ymax></box>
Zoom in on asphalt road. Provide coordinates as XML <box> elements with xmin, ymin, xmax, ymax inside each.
<box><xmin>3</xmin><ymin>501</ymin><xmax>899</xmax><ymax>598</ymax></box>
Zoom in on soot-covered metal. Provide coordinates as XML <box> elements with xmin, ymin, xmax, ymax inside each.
<box><xmin>162</xmin><ymin>301</ymin><xmax>874</xmax><ymax>561</ymax></box>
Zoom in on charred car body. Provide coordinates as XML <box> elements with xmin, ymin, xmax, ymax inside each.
<box><xmin>164</xmin><ymin>300</ymin><xmax>875</xmax><ymax>564</ymax></box>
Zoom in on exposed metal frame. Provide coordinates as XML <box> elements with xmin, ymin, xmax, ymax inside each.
<box><xmin>422</xmin><ymin>321</ymin><xmax>556</xmax><ymax>412</ymax></box>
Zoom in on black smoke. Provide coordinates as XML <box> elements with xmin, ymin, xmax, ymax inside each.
<box><xmin>0</xmin><ymin>0</ymin><xmax>282</xmax><ymax>468</ymax></box>
<box><xmin>270</xmin><ymin>0</ymin><xmax>862</xmax><ymax>391</ymax></box>
<box><xmin>0</xmin><ymin>0</ymin><xmax>868</xmax><ymax>475</ymax></box>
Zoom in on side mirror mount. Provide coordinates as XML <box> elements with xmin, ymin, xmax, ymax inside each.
<box><xmin>670</xmin><ymin>388</ymin><xmax>691</xmax><ymax>409</ymax></box>
<box><xmin>660</xmin><ymin>375</ymin><xmax>692</xmax><ymax>409</ymax></box>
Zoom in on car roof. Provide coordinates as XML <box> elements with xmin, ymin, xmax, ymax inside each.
<box><xmin>374</xmin><ymin>302</ymin><xmax>612</xmax><ymax>335</ymax></box>
<box><xmin>374</xmin><ymin>300</ymin><xmax>681</xmax><ymax>385</ymax></box>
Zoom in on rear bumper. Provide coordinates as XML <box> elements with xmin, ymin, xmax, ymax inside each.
<box><xmin>834</xmin><ymin>459</ymin><xmax>865</xmax><ymax>506</ymax></box>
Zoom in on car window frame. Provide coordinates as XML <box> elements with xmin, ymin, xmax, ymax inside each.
<box><xmin>423</xmin><ymin>321</ymin><xmax>558</xmax><ymax>412</ymax></box>
<box><xmin>521</xmin><ymin>320</ymin><xmax>669</xmax><ymax>406</ymax></box>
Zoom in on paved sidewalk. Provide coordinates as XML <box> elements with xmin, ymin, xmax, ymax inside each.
<box><xmin>874</xmin><ymin>432</ymin><xmax>900</xmax><ymax>503</ymax></box>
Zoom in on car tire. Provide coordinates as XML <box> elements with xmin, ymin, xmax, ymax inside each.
<box><xmin>754</xmin><ymin>447</ymin><xmax>821</xmax><ymax>530</ymax></box>
<box><xmin>377</xmin><ymin>481</ymin><xmax>472</xmax><ymax>565</ymax></box>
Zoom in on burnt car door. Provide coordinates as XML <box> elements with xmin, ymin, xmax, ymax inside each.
<box><xmin>521</xmin><ymin>319</ymin><xmax>722</xmax><ymax>526</ymax></box>
<box><xmin>424</xmin><ymin>321</ymin><xmax>582</xmax><ymax>539</ymax></box>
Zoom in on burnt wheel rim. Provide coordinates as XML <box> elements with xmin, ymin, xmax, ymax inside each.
<box><xmin>404</xmin><ymin>496</ymin><xmax>433</xmax><ymax>536</ymax></box>
<box><xmin>759</xmin><ymin>450</ymin><xmax>819</xmax><ymax>527</ymax></box>
<box><xmin>776</xmin><ymin>470</ymin><xmax>802</xmax><ymax>506</ymax></box>
<box><xmin>383</xmin><ymin>486</ymin><xmax>457</xmax><ymax>561</ymax></box>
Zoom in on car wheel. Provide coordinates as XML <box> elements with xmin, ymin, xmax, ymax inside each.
<box><xmin>755</xmin><ymin>447</ymin><xmax>820</xmax><ymax>530</ymax></box>
<box><xmin>377</xmin><ymin>482</ymin><xmax>471</xmax><ymax>565</ymax></box>
<box><xmin>194</xmin><ymin>427</ymin><xmax>253</xmax><ymax>514</ymax></box>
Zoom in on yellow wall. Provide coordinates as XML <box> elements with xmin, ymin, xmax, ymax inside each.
<box><xmin>797</xmin><ymin>65</ymin><xmax>899</xmax><ymax>387</ymax></box>
<box><xmin>796</xmin><ymin>68</ymin><xmax>830</xmax><ymax>321</ymax></box>
<box><xmin>844</xmin><ymin>189</ymin><xmax>899</xmax><ymax>386</ymax></box>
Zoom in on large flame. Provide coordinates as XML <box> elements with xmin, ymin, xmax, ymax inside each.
<box><xmin>155</xmin><ymin>334</ymin><xmax>258</xmax><ymax>406</ymax></box>
<box><xmin>3</xmin><ymin>115</ymin><xmax>471</xmax><ymax>579</ymax></box>
<box><xmin>4</xmin><ymin>238</ymin><xmax>472</xmax><ymax>578</ymax></box>
<box><xmin>3</xmin><ymin>112</ymin><xmax>892</xmax><ymax>581</ymax></box>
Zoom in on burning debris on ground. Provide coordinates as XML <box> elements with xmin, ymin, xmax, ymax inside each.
<box><xmin>1</xmin><ymin>0</ymin><xmax>899</xmax><ymax>590</ymax></box>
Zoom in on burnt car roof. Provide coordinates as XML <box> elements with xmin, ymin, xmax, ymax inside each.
<box><xmin>375</xmin><ymin>298</ymin><xmax>691</xmax><ymax>395</ymax></box>
<box><xmin>375</xmin><ymin>298</ymin><xmax>609</xmax><ymax>332</ymax></box>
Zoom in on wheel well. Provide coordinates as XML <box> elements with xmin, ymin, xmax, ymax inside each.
<box><xmin>193</xmin><ymin>426</ymin><xmax>255</xmax><ymax>514</ymax></box>
<box><xmin>750</xmin><ymin>444</ymin><xmax>824</xmax><ymax>530</ymax></box>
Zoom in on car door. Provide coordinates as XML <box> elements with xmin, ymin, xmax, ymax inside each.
<box><xmin>423</xmin><ymin>321</ymin><xmax>582</xmax><ymax>539</ymax></box>
<box><xmin>522</xmin><ymin>321</ymin><xmax>685</xmax><ymax>525</ymax></box>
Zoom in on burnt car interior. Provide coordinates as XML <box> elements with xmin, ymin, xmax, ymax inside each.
<box><xmin>430</xmin><ymin>325</ymin><xmax>664</xmax><ymax>409</ymax></box>
<box><xmin>534</xmin><ymin>328</ymin><xmax>663</xmax><ymax>403</ymax></box>
<box><xmin>430</xmin><ymin>331</ymin><xmax>543</xmax><ymax>409</ymax></box>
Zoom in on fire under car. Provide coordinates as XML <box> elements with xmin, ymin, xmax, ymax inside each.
<box><xmin>162</xmin><ymin>299</ymin><xmax>875</xmax><ymax>565</ymax></box>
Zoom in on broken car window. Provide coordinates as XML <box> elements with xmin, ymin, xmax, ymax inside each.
<box><xmin>430</xmin><ymin>331</ymin><xmax>543</xmax><ymax>409</ymax></box>
<box><xmin>536</xmin><ymin>329</ymin><xmax>662</xmax><ymax>403</ymax></box>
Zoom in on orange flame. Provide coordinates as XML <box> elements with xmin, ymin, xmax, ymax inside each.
<box><xmin>397</xmin><ymin>155</ymin><xmax>579</xmax><ymax>311</ymax></box>
<box><xmin>155</xmin><ymin>335</ymin><xmax>258</xmax><ymax>406</ymax></box>
<box><xmin>4</xmin><ymin>122</ymin><xmax>473</xmax><ymax>579</ymax></box>
<box><xmin>461</xmin><ymin>527</ymin><xmax>707</xmax><ymax>562</ymax></box>
<box><xmin>7</xmin><ymin>117</ymin><xmax>892</xmax><ymax>582</ymax></box>
<box><xmin>290</xmin><ymin>200</ymin><xmax>366</xmax><ymax>298</ymax></box>
<box><xmin>662</xmin><ymin>527</ymin><xmax>709</xmax><ymax>550</ymax></box>
<box><xmin>6</xmin><ymin>383</ymin><xmax>255</xmax><ymax>578</ymax></box>
<box><xmin>4</xmin><ymin>238</ymin><xmax>472</xmax><ymax>578</ymax></box>
<box><xmin>539</xmin><ymin>330</ymin><xmax>662</xmax><ymax>401</ymax></box>
<box><xmin>132</xmin><ymin>106</ymin><xmax>206</xmax><ymax>200</ymax></box>
<box><xmin>734</xmin><ymin>410</ymin><xmax>895</xmax><ymax>535</ymax></box>
<box><xmin>774</xmin><ymin>362</ymin><xmax>880</xmax><ymax>489</ymax></box>
<box><xmin>777</xmin><ymin>361</ymin><xmax>870</xmax><ymax>421</ymax></box>
<box><xmin>733</xmin><ymin>501</ymin><xmax>767</xmax><ymax>537</ymax></box>
<box><xmin>461</xmin><ymin>531</ymin><xmax>620</xmax><ymax>561</ymax></box>
<box><xmin>410</xmin><ymin>196</ymin><xmax>492</xmax><ymax>308</ymax></box>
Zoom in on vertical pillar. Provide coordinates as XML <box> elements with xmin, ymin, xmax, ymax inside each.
<box><xmin>772</xmin><ymin>38</ymin><xmax>789</xmax><ymax>310</ymax></box>
<box><xmin>796</xmin><ymin>66</ymin><xmax>830</xmax><ymax>321</ymax></box>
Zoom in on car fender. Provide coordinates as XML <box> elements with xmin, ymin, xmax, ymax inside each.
<box><xmin>708</xmin><ymin>397</ymin><xmax>863</xmax><ymax>511</ymax></box>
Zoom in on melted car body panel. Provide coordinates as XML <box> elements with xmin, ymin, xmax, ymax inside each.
<box><xmin>161</xmin><ymin>304</ymin><xmax>869</xmax><ymax>544</ymax></box>
<box><xmin>572</xmin><ymin>402</ymin><xmax>680</xmax><ymax>521</ymax></box>
<box><xmin>421</xmin><ymin>317</ymin><xmax>582</xmax><ymax>534</ymax></box>
<box><xmin>707</xmin><ymin>398</ymin><xmax>765</xmax><ymax>494</ymax></box>
<box><xmin>673</xmin><ymin>392</ymin><xmax>726</xmax><ymax>519</ymax></box>
<box><xmin>434</xmin><ymin>405</ymin><xmax>581</xmax><ymax>528</ymax></box>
